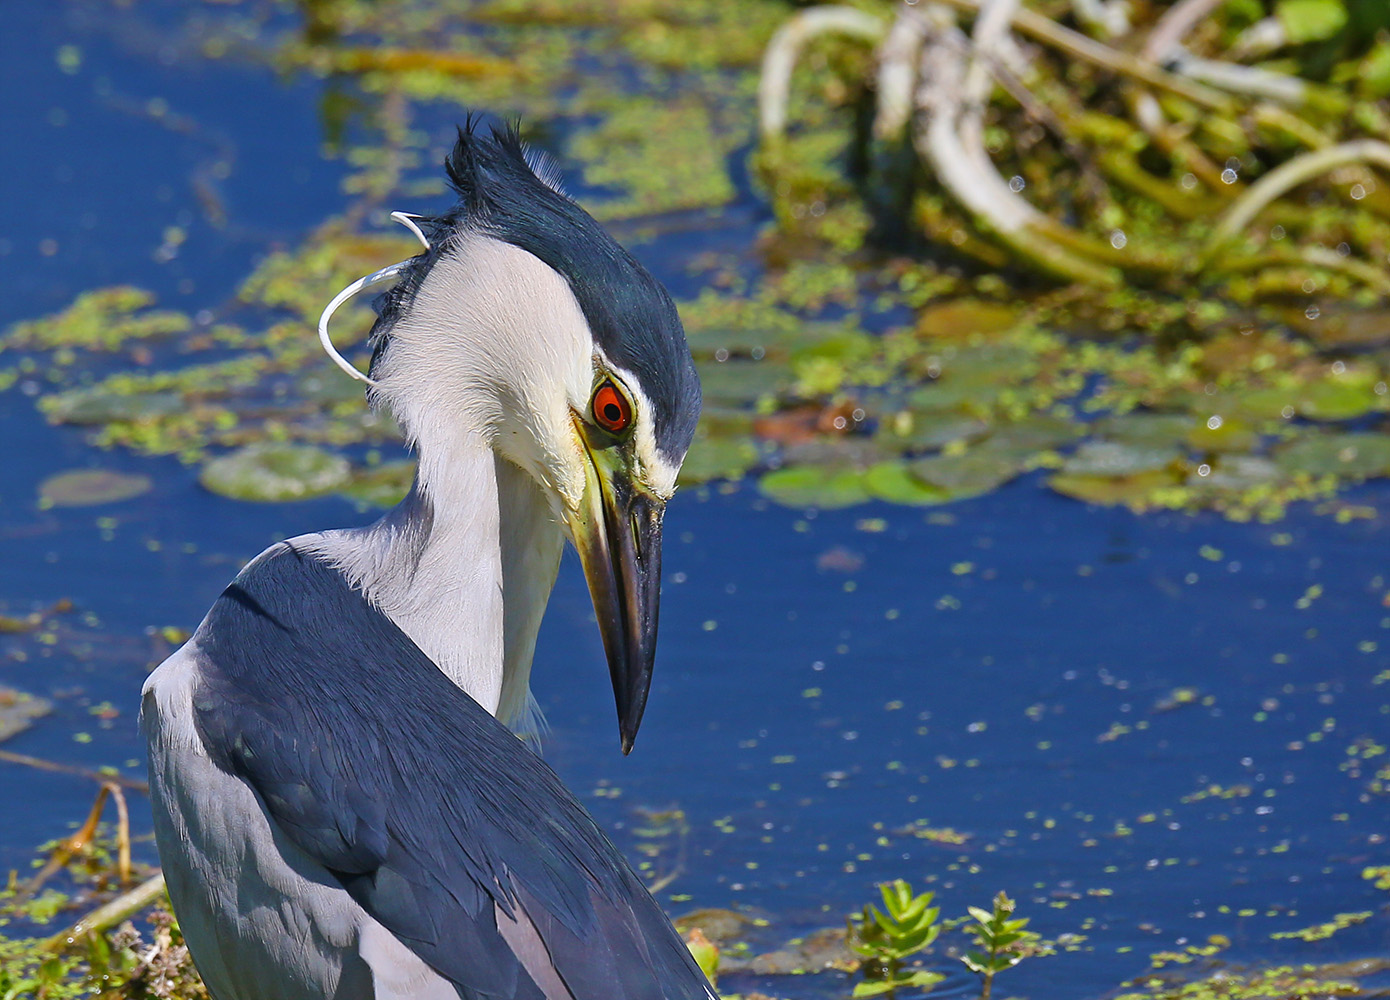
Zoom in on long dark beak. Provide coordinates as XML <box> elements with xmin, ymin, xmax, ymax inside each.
<box><xmin>568</xmin><ymin>433</ymin><xmax>665</xmax><ymax>754</ymax></box>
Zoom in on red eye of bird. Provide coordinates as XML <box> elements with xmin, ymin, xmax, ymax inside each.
<box><xmin>592</xmin><ymin>382</ymin><xmax>631</xmax><ymax>434</ymax></box>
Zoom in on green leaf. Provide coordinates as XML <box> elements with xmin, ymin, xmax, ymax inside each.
<box><xmin>903</xmin><ymin>970</ymin><xmax>946</xmax><ymax>987</ymax></box>
<box><xmin>199</xmin><ymin>444</ymin><xmax>352</xmax><ymax>503</ymax></box>
<box><xmin>1275</xmin><ymin>0</ymin><xmax>1349</xmax><ymax>43</ymax></box>
<box><xmin>852</xmin><ymin>982</ymin><xmax>899</xmax><ymax>998</ymax></box>
<box><xmin>760</xmin><ymin>465</ymin><xmax>871</xmax><ymax>509</ymax></box>
<box><xmin>1358</xmin><ymin>39</ymin><xmax>1390</xmax><ymax>97</ymax></box>
<box><xmin>1276</xmin><ymin>432</ymin><xmax>1390</xmax><ymax>478</ymax></box>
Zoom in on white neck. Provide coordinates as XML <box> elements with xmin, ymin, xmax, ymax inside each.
<box><xmin>303</xmin><ymin>439</ymin><xmax>564</xmax><ymax>732</ymax></box>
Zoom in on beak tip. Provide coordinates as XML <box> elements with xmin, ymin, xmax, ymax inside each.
<box><xmin>620</xmin><ymin>733</ymin><xmax>636</xmax><ymax>755</ymax></box>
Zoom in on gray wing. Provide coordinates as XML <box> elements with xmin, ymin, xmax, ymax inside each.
<box><xmin>192</xmin><ymin>545</ymin><xmax>712</xmax><ymax>1000</ymax></box>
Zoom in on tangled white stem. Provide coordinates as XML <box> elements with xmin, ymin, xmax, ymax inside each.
<box><xmin>1210</xmin><ymin>140</ymin><xmax>1390</xmax><ymax>249</ymax></box>
<box><xmin>758</xmin><ymin>5</ymin><xmax>887</xmax><ymax>141</ymax></box>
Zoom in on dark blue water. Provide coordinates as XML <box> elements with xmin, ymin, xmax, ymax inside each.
<box><xmin>2</xmin><ymin>5</ymin><xmax>1389</xmax><ymax>999</ymax></box>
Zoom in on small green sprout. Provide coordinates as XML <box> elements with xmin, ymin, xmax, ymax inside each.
<box><xmin>961</xmin><ymin>892</ymin><xmax>1052</xmax><ymax>1000</ymax></box>
<box><xmin>848</xmin><ymin>879</ymin><xmax>945</xmax><ymax>997</ymax></box>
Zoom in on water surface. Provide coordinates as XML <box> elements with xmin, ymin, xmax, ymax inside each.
<box><xmin>2</xmin><ymin>6</ymin><xmax>1389</xmax><ymax>998</ymax></box>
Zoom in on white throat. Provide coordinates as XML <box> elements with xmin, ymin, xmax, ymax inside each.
<box><xmin>303</xmin><ymin>442</ymin><xmax>564</xmax><ymax>734</ymax></box>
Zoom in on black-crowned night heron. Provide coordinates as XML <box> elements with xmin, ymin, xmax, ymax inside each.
<box><xmin>141</xmin><ymin>120</ymin><xmax>713</xmax><ymax>998</ymax></box>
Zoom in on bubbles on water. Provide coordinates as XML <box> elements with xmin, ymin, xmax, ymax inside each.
<box><xmin>1206</xmin><ymin>415</ymin><xmax>1223</xmax><ymax>430</ymax></box>
<box><xmin>1109</xmin><ymin>230</ymin><xmax>1127</xmax><ymax>250</ymax></box>
<box><xmin>1008</xmin><ymin>175</ymin><xmax>1025</xmax><ymax>192</ymax></box>
<box><xmin>1221</xmin><ymin>168</ymin><xmax>1238</xmax><ymax>184</ymax></box>
<box><xmin>1304</xmin><ymin>305</ymin><xmax>1320</xmax><ymax>320</ymax></box>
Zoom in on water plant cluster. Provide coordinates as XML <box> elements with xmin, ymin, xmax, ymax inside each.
<box><xmin>3</xmin><ymin>0</ymin><xmax>1389</xmax><ymax>521</ymax></box>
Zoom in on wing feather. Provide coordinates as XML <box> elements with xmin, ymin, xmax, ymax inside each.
<box><xmin>192</xmin><ymin>544</ymin><xmax>712</xmax><ymax>1000</ymax></box>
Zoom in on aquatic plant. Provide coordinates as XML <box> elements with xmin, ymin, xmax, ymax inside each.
<box><xmin>4</xmin><ymin>0</ymin><xmax>1389</xmax><ymax>526</ymax></box>
<box><xmin>847</xmin><ymin>879</ymin><xmax>944</xmax><ymax>996</ymax></box>
<box><xmin>960</xmin><ymin>891</ymin><xmax>1050</xmax><ymax>1000</ymax></box>
<box><xmin>758</xmin><ymin>0</ymin><xmax>1390</xmax><ymax>302</ymax></box>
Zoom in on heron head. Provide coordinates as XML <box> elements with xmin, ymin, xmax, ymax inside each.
<box><xmin>359</xmin><ymin>120</ymin><xmax>700</xmax><ymax>753</ymax></box>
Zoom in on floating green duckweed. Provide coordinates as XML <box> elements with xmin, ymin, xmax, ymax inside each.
<box><xmin>38</xmin><ymin>470</ymin><xmax>153</xmax><ymax>509</ymax></box>
<box><xmin>1111</xmin><ymin>965</ymin><xmax>1361</xmax><ymax>1000</ymax></box>
<box><xmin>2</xmin><ymin>287</ymin><xmax>189</xmax><ymax>352</ymax></box>
<box><xmin>1</xmin><ymin>0</ymin><xmax>1387</xmax><ymax>530</ymax></box>
<box><xmin>199</xmin><ymin>444</ymin><xmax>352</xmax><ymax>502</ymax></box>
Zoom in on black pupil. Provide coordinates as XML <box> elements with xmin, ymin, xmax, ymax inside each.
<box><xmin>602</xmin><ymin>402</ymin><xmax>622</xmax><ymax>424</ymax></box>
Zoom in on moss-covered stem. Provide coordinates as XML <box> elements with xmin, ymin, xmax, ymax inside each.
<box><xmin>910</xmin><ymin>5</ymin><xmax>1120</xmax><ymax>286</ymax></box>
<box><xmin>44</xmin><ymin>874</ymin><xmax>168</xmax><ymax>952</ymax></box>
<box><xmin>920</xmin><ymin>0</ymin><xmax>1234</xmax><ymax>111</ymax></box>
<box><xmin>1209</xmin><ymin>140</ymin><xmax>1390</xmax><ymax>250</ymax></box>
<box><xmin>757</xmin><ymin>4</ymin><xmax>886</xmax><ymax>141</ymax></box>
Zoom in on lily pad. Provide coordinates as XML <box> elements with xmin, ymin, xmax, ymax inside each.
<box><xmin>760</xmin><ymin>465</ymin><xmax>872</xmax><ymax>509</ymax></box>
<box><xmin>1061</xmin><ymin>440</ymin><xmax>1181</xmax><ymax>476</ymax></box>
<box><xmin>43</xmin><ymin>387</ymin><xmax>186</xmax><ymax>426</ymax></box>
<box><xmin>339</xmin><ymin>460</ymin><xmax>417</xmax><ymax>508</ymax></box>
<box><xmin>697</xmin><ymin>359</ymin><xmax>790</xmax><ymax>407</ymax></box>
<box><xmin>0</xmin><ymin>687</ymin><xmax>52</xmax><ymax>742</ymax></box>
<box><xmin>874</xmin><ymin>412</ymin><xmax>990</xmax><ymax>454</ymax></box>
<box><xmin>862</xmin><ymin>462</ymin><xmax>951</xmax><ymax>505</ymax></box>
<box><xmin>985</xmin><ymin>415</ymin><xmax>1084</xmax><ymax>453</ymax></box>
<box><xmin>199</xmin><ymin>443</ymin><xmax>352</xmax><ymax>502</ymax></box>
<box><xmin>1094</xmin><ymin>412</ymin><xmax>1195</xmax><ymax>448</ymax></box>
<box><xmin>1236</xmin><ymin>379</ymin><xmax>1381</xmax><ymax>422</ymax></box>
<box><xmin>780</xmin><ymin>437</ymin><xmax>889</xmax><ymax>468</ymax></box>
<box><xmin>1275</xmin><ymin>433</ymin><xmax>1390</xmax><ymax>478</ymax></box>
<box><xmin>1048</xmin><ymin>468</ymin><xmax>1181</xmax><ymax>507</ymax></box>
<box><xmin>916</xmin><ymin>299</ymin><xmax>1023</xmax><ymax>339</ymax></box>
<box><xmin>1203</xmin><ymin>454</ymin><xmax>1285</xmax><ymax>489</ymax></box>
<box><xmin>911</xmin><ymin>450</ymin><xmax>1025</xmax><ymax>496</ymax></box>
<box><xmin>38</xmin><ymin>469</ymin><xmax>152</xmax><ymax>508</ymax></box>
<box><xmin>1187</xmin><ymin>416</ymin><xmax>1258</xmax><ymax>454</ymax></box>
<box><xmin>1300</xmin><ymin>379</ymin><xmax>1382</xmax><ymax>421</ymax></box>
<box><xmin>678</xmin><ymin>435</ymin><xmax>761</xmax><ymax>485</ymax></box>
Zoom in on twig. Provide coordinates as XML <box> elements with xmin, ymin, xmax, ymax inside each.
<box><xmin>1301</xmin><ymin>246</ymin><xmax>1390</xmax><ymax>294</ymax></box>
<box><xmin>1167</xmin><ymin>49</ymin><xmax>1308</xmax><ymax>106</ymax></box>
<box><xmin>874</xmin><ymin>10</ymin><xmax>928</xmax><ymax>140</ymax></box>
<box><xmin>921</xmin><ymin>0</ymin><xmax>1234</xmax><ymax>111</ymax></box>
<box><xmin>44</xmin><ymin>873</ymin><xmax>168</xmax><ymax>952</ymax></box>
<box><xmin>910</xmin><ymin>4</ymin><xmax>1120</xmax><ymax>285</ymax></box>
<box><xmin>109</xmin><ymin>783</ymin><xmax>133</xmax><ymax>885</ymax></box>
<box><xmin>1141</xmin><ymin>0</ymin><xmax>1224</xmax><ymax>61</ymax></box>
<box><xmin>758</xmin><ymin>5</ymin><xmax>887</xmax><ymax>140</ymax></box>
<box><xmin>1209</xmin><ymin>140</ymin><xmax>1390</xmax><ymax>248</ymax></box>
<box><xmin>18</xmin><ymin>786</ymin><xmax>111</xmax><ymax>901</ymax></box>
<box><xmin>0</xmin><ymin>748</ymin><xmax>149</xmax><ymax>792</ymax></box>
<box><xmin>1227</xmin><ymin>16</ymin><xmax>1286</xmax><ymax>62</ymax></box>
<box><xmin>1069</xmin><ymin>0</ymin><xmax>1129</xmax><ymax>40</ymax></box>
